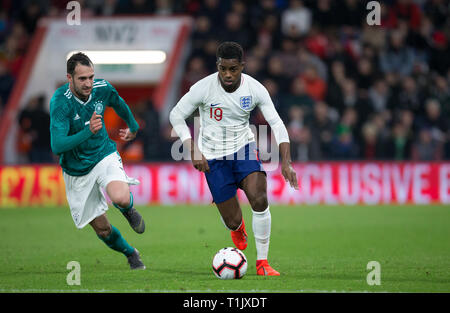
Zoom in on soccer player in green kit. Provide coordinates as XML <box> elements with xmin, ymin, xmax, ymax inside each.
<box><xmin>50</xmin><ymin>52</ymin><xmax>146</xmax><ymax>270</ymax></box>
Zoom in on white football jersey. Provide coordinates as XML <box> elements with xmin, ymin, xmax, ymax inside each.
<box><xmin>170</xmin><ymin>72</ymin><xmax>289</xmax><ymax>160</ymax></box>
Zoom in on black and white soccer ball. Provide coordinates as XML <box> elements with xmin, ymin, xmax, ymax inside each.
<box><xmin>212</xmin><ymin>247</ymin><xmax>248</xmax><ymax>279</ymax></box>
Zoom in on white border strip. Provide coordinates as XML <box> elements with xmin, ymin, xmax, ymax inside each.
<box><xmin>0</xmin><ymin>288</ymin><xmax>391</xmax><ymax>293</ymax></box>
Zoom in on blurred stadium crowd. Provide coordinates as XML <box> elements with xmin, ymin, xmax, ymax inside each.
<box><xmin>1</xmin><ymin>0</ymin><xmax>450</xmax><ymax>163</ymax></box>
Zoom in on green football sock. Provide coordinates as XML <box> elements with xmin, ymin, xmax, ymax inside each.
<box><xmin>113</xmin><ymin>192</ymin><xmax>134</xmax><ymax>213</ymax></box>
<box><xmin>97</xmin><ymin>225</ymin><xmax>135</xmax><ymax>257</ymax></box>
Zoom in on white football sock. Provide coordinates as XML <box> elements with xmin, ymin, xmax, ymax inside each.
<box><xmin>252</xmin><ymin>206</ymin><xmax>271</xmax><ymax>260</ymax></box>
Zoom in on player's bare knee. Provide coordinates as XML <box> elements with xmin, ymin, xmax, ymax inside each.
<box><xmin>111</xmin><ymin>191</ymin><xmax>131</xmax><ymax>208</ymax></box>
<box><xmin>96</xmin><ymin>225</ymin><xmax>112</xmax><ymax>238</ymax></box>
<box><xmin>250</xmin><ymin>194</ymin><xmax>268</xmax><ymax>212</ymax></box>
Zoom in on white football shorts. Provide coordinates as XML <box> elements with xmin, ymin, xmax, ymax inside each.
<box><xmin>62</xmin><ymin>151</ymin><xmax>140</xmax><ymax>229</ymax></box>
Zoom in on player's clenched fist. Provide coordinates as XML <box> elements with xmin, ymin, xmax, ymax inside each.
<box><xmin>89</xmin><ymin>111</ymin><xmax>103</xmax><ymax>134</ymax></box>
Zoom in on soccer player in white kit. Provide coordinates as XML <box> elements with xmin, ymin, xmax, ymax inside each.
<box><xmin>170</xmin><ymin>42</ymin><xmax>298</xmax><ymax>275</ymax></box>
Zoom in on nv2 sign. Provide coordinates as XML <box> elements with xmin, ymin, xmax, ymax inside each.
<box><xmin>95</xmin><ymin>24</ymin><xmax>138</xmax><ymax>44</ymax></box>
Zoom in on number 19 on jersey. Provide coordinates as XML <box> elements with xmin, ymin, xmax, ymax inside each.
<box><xmin>210</xmin><ymin>107</ymin><xmax>223</xmax><ymax>121</ymax></box>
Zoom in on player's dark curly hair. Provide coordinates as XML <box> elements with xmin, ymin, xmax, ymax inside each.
<box><xmin>216</xmin><ymin>42</ymin><xmax>244</xmax><ymax>63</ymax></box>
<box><xmin>67</xmin><ymin>52</ymin><xmax>93</xmax><ymax>76</ymax></box>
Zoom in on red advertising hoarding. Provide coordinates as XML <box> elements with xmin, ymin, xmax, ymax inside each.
<box><xmin>0</xmin><ymin>162</ymin><xmax>449</xmax><ymax>207</ymax></box>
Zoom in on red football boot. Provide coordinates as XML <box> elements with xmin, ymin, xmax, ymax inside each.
<box><xmin>256</xmin><ymin>259</ymin><xmax>280</xmax><ymax>276</ymax></box>
<box><xmin>231</xmin><ymin>220</ymin><xmax>248</xmax><ymax>250</ymax></box>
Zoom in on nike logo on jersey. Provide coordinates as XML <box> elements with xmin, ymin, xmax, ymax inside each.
<box><xmin>74</xmin><ymin>114</ymin><xmax>80</xmax><ymax>120</ymax></box>
<box><xmin>210</xmin><ymin>103</ymin><xmax>221</xmax><ymax>107</ymax></box>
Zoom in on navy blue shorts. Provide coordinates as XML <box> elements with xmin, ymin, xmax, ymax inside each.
<box><xmin>205</xmin><ymin>142</ymin><xmax>266</xmax><ymax>204</ymax></box>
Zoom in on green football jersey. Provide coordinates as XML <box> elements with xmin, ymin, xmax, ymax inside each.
<box><xmin>50</xmin><ymin>79</ymin><xmax>139</xmax><ymax>176</ymax></box>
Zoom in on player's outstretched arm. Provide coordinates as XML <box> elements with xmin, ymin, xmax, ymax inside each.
<box><xmin>256</xmin><ymin>83</ymin><xmax>298</xmax><ymax>190</ymax></box>
<box><xmin>107</xmin><ymin>82</ymin><xmax>139</xmax><ymax>134</ymax></box>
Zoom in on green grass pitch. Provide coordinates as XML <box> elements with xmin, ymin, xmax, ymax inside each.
<box><xmin>0</xmin><ymin>204</ymin><xmax>449</xmax><ymax>293</ymax></box>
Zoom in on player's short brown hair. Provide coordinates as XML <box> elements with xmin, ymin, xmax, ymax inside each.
<box><xmin>67</xmin><ymin>52</ymin><xmax>93</xmax><ymax>76</ymax></box>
